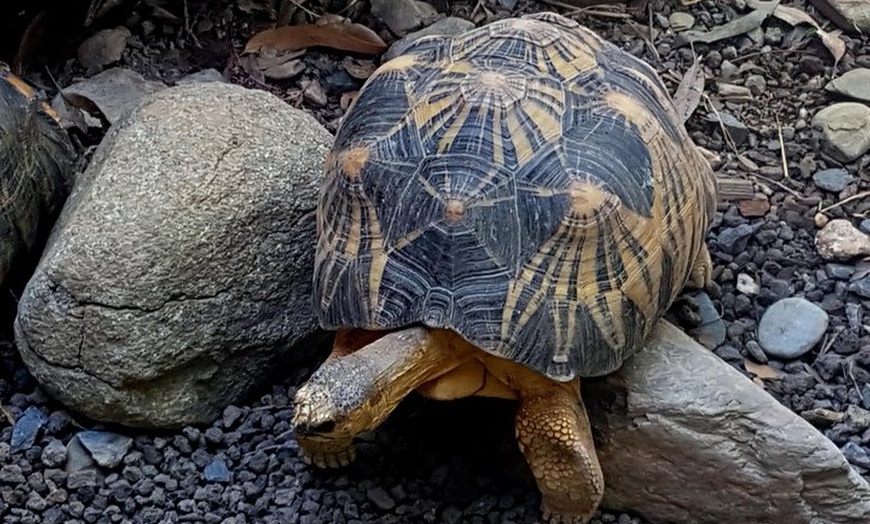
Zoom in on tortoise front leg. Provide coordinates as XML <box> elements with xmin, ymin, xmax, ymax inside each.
<box><xmin>515</xmin><ymin>381</ymin><xmax>604</xmax><ymax>524</ymax></box>
<box><xmin>292</xmin><ymin>326</ymin><xmax>473</xmax><ymax>468</ymax></box>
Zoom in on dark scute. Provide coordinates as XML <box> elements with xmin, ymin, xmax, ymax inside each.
<box><xmin>333</xmin><ymin>72</ymin><xmax>413</xmax><ymax>151</ymax></box>
<box><xmin>561</xmin><ymin>106</ymin><xmax>654</xmax><ymax>217</ymax></box>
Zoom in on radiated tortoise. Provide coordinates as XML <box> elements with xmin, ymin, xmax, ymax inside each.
<box><xmin>292</xmin><ymin>12</ymin><xmax>718</xmax><ymax>524</ymax></box>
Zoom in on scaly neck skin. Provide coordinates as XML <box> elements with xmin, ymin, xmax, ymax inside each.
<box><xmin>294</xmin><ymin>327</ymin><xmax>475</xmax><ymax>441</ymax></box>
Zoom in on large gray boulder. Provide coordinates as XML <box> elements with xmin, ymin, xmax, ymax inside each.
<box><xmin>587</xmin><ymin>320</ymin><xmax>870</xmax><ymax>524</ymax></box>
<box><xmin>14</xmin><ymin>82</ymin><xmax>332</xmax><ymax>428</ymax></box>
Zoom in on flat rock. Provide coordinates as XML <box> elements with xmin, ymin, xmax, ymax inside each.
<box><xmin>586</xmin><ymin>320</ymin><xmax>870</xmax><ymax>523</ymax></box>
<box><xmin>669</xmin><ymin>12</ymin><xmax>695</xmax><ymax>32</ymax></box>
<box><xmin>62</xmin><ymin>67</ymin><xmax>166</xmax><ymax>125</ymax></box>
<box><xmin>77</xmin><ymin>27</ymin><xmax>130</xmax><ymax>71</ymax></box>
<box><xmin>811</xmin><ymin>102</ymin><xmax>870</xmax><ymax>162</ymax></box>
<box><xmin>385</xmin><ymin>16</ymin><xmax>475</xmax><ymax>60</ymax></box>
<box><xmin>825</xmin><ymin>68</ymin><xmax>870</xmax><ymax>102</ymax></box>
<box><xmin>810</xmin><ymin>0</ymin><xmax>870</xmax><ymax>33</ymax></box>
<box><xmin>757</xmin><ymin>297</ymin><xmax>829</xmax><ymax>359</ymax></box>
<box><xmin>10</xmin><ymin>406</ymin><xmax>47</xmax><ymax>453</ymax></box>
<box><xmin>14</xmin><ymin>82</ymin><xmax>332</xmax><ymax>428</ymax></box>
<box><xmin>813</xmin><ymin>168</ymin><xmax>854</xmax><ymax>192</ymax></box>
<box><xmin>370</xmin><ymin>0</ymin><xmax>438</xmax><ymax>36</ymax></box>
<box><xmin>816</xmin><ymin>218</ymin><xmax>870</xmax><ymax>260</ymax></box>
<box><xmin>76</xmin><ymin>431</ymin><xmax>132</xmax><ymax>468</ymax></box>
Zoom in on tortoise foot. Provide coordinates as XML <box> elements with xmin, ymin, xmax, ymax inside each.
<box><xmin>296</xmin><ymin>436</ymin><xmax>356</xmax><ymax>469</ymax></box>
<box><xmin>516</xmin><ymin>384</ymin><xmax>603</xmax><ymax>524</ymax></box>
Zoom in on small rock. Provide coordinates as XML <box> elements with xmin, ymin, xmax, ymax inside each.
<box><xmin>800</xmin><ymin>408</ymin><xmax>844</xmax><ymax>427</ymax></box>
<box><xmin>744</xmin><ymin>340</ymin><xmax>768</xmax><ymax>363</ymax></box>
<box><xmin>860</xmin><ymin>219</ymin><xmax>870</xmax><ymax>234</ymax></box>
<box><xmin>10</xmin><ymin>406</ymin><xmax>47</xmax><ymax>453</ymax></box>
<box><xmin>745</xmin><ymin>74</ymin><xmax>767</xmax><ymax>95</ymax></box>
<box><xmin>738</xmin><ymin>196</ymin><xmax>770</xmax><ymax>217</ymax></box>
<box><xmin>819</xmin><ymin>1</ymin><xmax>870</xmax><ymax>33</ymax></box>
<box><xmin>757</xmin><ymin>297</ymin><xmax>829</xmax><ymax>360</ymax></box>
<box><xmin>669</xmin><ymin>12</ymin><xmax>695</xmax><ymax>32</ymax></box>
<box><xmin>826</xmin><ymin>68</ymin><xmax>870</xmax><ymax>102</ymax></box>
<box><xmin>850</xmin><ymin>276</ymin><xmax>870</xmax><ymax>298</ymax></box>
<box><xmin>367</xmin><ymin>487</ymin><xmax>396</xmax><ymax>510</ymax></box>
<box><xmin>717</xmin><ymin>83</ymin><xmax>753</xmax><ymax>101</ymax></box>
<box><xmin>826</xmin><ymin>263</ymin><xmax>855</xmax><ymax>280</ymax></box>
<box><xmin>811</xmin><ymin>102</ymin><xmax>870</xmax><ymax>162</ymax></box>
<box><xmin>799</xmin><ymin>55</ymin><xmax>825</xmax><ymax>75</ymax></box>
<box><xmin>845</xmin><ymin>405</ymin><xmax>870</xmax><ymax>430</ymax></box>
<box><xmin>41</xmin><ymin>439</ymin><xmax>68</xmax><ymax>468</ymax></box>
<box><xmin>370</xmin><ymin>0</ymin><xmax>438</xmax><ymax>36</ymax></box>
<box><xmin>76</xmin><ymin>431</ymin><xmax>133</xmax><ymax>469</ymax></box>
<box><xmin>264</xmin><ymin>60</ymin><xmax>305</xmax><ymax>81</ymax></box>
<box><xmin>685</xmin><ymin>291</ymin><xmax>726</xmax><ymax>350</ymax></box>
<box><xmin>77</xmin><ymin>27</ymin><xmax>130</xmax><ymax>71</ymax></box>
<box><xmin>716</xmin><ymin>223</ymin><xmax>757</xmax><ymax>254</ymax></box>
<box><xmin>176</xmin><ymin>69</ymin><xmax>226</xmax><ymax>85</ymax></box>
<box><xmin>720</xmin><ymin>60</ymin><xmax>739</xmax><ymax>79</ymax></box>
<box><xmin>61</xmin><ymin>67</ymin><xmax>166</xmax><ymax>125</ymax></box>
<box><xmin>842</xmin><ymin>442</ymin><xmax>870</xmax><ymax>470</ymax></box>
<box><xmin>816</xmin><ymin>219</ymin><xmax>870</xmax><ymax>260</ymax></box>
<box><xmin>813</xmin><ymin>168</ymin><xmax>854</xmax><ymax>193</ymax></box>
<box><xmin>386</xmin><ymin>17</ymin><xmax>475</xmax><ymax>61</ymax></box>
<box><xmin>204</xmin><ymin>459</ymin><xmax>231</xmax><ymax>483</ymax></box>
<box><xmin>711</xmin><ymin>111</ymin><xmax>749</xmax><ymax>145</ymax></box>
<box><xmin>67</xmin><ymin>469</ymin><xmax>98</xmax><ymax>489</ymax></box>
<box><xmin>0</xmin><ymin>464</ymin><xmax>26</xmax><ymax>483</ymax></box>
<box><xmin>737</xmin><ymin>273</ymin><xmax>760</xmax><ymax>295</ymax></box>
<box><xmin>222</xmin><ymin>405</ymin><xmax>243</xmax><ymax>428</ymax></box>
<box><xmin>302</xmin><ymin>79</ymin><xmax>328</xmax><ymax>106</ymax></box>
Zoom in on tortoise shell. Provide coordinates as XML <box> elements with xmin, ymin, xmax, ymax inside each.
<box><xmin>0</xmin><ymin>63</ymin><xmax>76</xmax><ymax>286</ymax></box>
<box><xmin>313</xmin><ymin>12</ymin><xmax>718</xmax><ymax>380</ymax></box>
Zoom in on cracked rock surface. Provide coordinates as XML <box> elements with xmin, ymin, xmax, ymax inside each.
<box><xmin>13</xmin><ymin>81</ymin><xmax>332</xmax><ymax>428</ymax></box>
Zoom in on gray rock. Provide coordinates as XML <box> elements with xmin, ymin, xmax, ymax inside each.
<box><xmin>715</xmin><ymin>223</ymin><xmax>757</xmax><ymax>254</ymax></box>
<box><xmin>176</xmin><ymin>68</ymin><xmax>226</xmax><ymax>85</ymax></box>
<box><xmin>851</xmin><ymin>276</ymin><xmax>870</xmax><ymax>298</ymax></box>
<box><xmin>76</xmin><ymin>431</ymin><xmax>133</xmax><ymax>468</ymax></box>
<box><xmin>826</xmin><ymin>68</ymin><xmax>870</xmax><ymax>102</ymax></box>
<box><xmin>587</xmin><ymin>320</ymin><xmax>870</xmax><ymax>524</ymax></box>
<box><xmin>757</xmin><ymin>297</ymin><xmax>829</xmax><ymax>359</ymax></box>
<box><xmin>842</xmin><ymin>442</ymin><xmax>870</xmax><ymax>470</ymax></box>
<box><xmin>204</xmin><ymin>459</ymin><xmax>231</xmax><ymax>483</ymax></box>
<box><xmin>367</xmin><ymin>486</ymin><xmax>396</xmax><ymax>510</ymax></box>
<box><xmin>707</xmin><ymin>111</ymin><xmax>748</xmax><ymax>145</ymax></box>
<box><xmin>816</xmin><ymin>219</ymin><xmax>870</xmax><ymax>260</ymax></box>
<box><xmin>386</xmin><ymin>17</ymin><xmax>475</xmax><ymax>61</ymax></box>
<box><xmin>811</xmin><ymin>102</ymin><xmax>870</xmax><ymax>162</ymax></box>
<box><xmin>77</xmin><ymin>27</ymin><xmax>130</xmax><ymax>71</ymax></box>
<box><xmin>14</xmin><ymin>82</ymin><xmax>332</xmax><ymax>428</ymax></box>
<box><xmin>41</xmin><ymin>438</ymin><xmax>67</xmax><ymax>468</ymax></box>
<box><xmin>684</xmin><ymin>291</ymin><xmax>726</xmax><ymax>350</ymax></box>
<box><xmin>813</xmin><ymin>168</ymin><xmax>854</xmax><ymax>192</ymax></box>
<box><xmin>371</xmin><ymin>0</ymin><xmax>438</xmax><ymax>36</ymax></box>
<box><xmin>668</xmin><ymin>12</ymin><xmax>695</xmax><ymax>32</ymax></box>
<box><xmin>10</xmin><ymin>406</ymin><xmax>47</xmax><ymax>453</ymax></box>
<box><xmin>815</xmin><ymin>0</ymin><xmax>870</xmax><ymax>33</ymax></box>
<box><xmin>62</xmin><ymin>67</ymin><xmax>166</xmax><ymax>125</ymax></box>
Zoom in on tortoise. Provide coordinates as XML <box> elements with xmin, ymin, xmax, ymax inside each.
<box><xmin>0</xmin><ymin>62</ymin><xmax>76</xmax><ymax>289</ymax></box>
<box><xmin>292</xmin><ymin>11</ymin><xmax>718</xmax><ymax>524</ymax></box>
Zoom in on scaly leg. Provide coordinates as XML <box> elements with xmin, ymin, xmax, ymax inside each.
<box><xmin>515</xmin><ymin>381</ymin><xmax>604</xmax><ymax>524</ymax></box>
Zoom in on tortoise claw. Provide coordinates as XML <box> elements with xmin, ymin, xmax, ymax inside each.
<box><xmin>296</xmin><ymin>437</ymin><xmax>356</xmax><ymax>469</ymax></box>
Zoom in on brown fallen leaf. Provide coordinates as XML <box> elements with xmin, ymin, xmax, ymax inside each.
<box><xmin>244</xmin><ymin>18</ymin><xmax>387</xmax><ymax>56</ymax></box>
<box><xmin>770</xmin><ymin>4</ymin><xmax>846</xmax><ymax>65</ymax></box>
<box><xmin>342</xmin><ymin>57</ymin><xmax>376</xmax><ymax>80</ymax></box>
<box><xmin>744</xmin><ymin>360</ymin><xmax>782</xmax><ymax>380</ymax></box>
<box><xmin>672</xmin><ymin>57</ymin><xmax>705</xmax><ymax>123</ymax></box>
<box><xmin>340</xmin><ymin>91</ymin><xmax>359</xmax><ymax>111</ymax></box>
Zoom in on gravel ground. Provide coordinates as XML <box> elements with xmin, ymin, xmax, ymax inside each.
<box><xmin>2</xmin><ymin>0</ymin><xmax>870</xmax><ymax>523</ymax></box>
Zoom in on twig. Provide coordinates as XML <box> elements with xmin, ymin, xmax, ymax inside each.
<box><xmin>776</xmin><ymin>113</ymin><xmax>789</xmax><ymax>179</ymax></box>
<box><xmin>0</xmin><ymin>405</ymin><xmax>13</xmax><ymax>426</ymax></box>
<box><xmin>753</xmin><ymin>173</ymin><xmax>802</xmax><ymax>198</ymax></box>
<box><xmin>538</xmin><ymin>0</ymin><xmax>632</xmax><ymax>18</ymax></box>
<box><xmin>817</xmin><ymin>190</ymin><xmax>870</xmax><ymax>214</ymax></box>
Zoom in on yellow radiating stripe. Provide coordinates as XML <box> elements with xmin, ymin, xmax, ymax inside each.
<box><xmin>438</xmin><ymin>103</ymin><xmax>473</xmax><ymax>154</ymax></box>
<box><xmin>365</xmin><ymin>195</ymin><xmax>388</xmax><ymax>318</ymax></box>
<box><xmin>523</xmin><ymin>99</ymin><xmax>562</xmax><ymax>143</ymax></box>
<box><xmin>416</xmin><ymin>91</ymin><xmax>461</xmax><ymax>141</ymax></box>
<box><xmin>345</xmin><ymin>193</ymin><xmax>362</xmax><ymax>258</ymax></box>
<box><xmin>505</xmin><ymin>111</ymin><xmax>534</xmax><ymax>164</ymax></box>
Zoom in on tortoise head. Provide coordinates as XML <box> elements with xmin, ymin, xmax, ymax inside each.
<box><xmin>292</xmin><ymin>356</ymin><xmax>376</xmax><ymax>441</ymax></box>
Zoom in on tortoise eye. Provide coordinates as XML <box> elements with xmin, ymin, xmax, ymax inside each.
<box><xmin>311</xmin><ymin>420</ymin><xmax>336</xmax><ymax>433</ymax></box>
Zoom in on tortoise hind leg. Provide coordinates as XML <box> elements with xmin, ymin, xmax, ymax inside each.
<box><xmin>292</xmin><ymin>327</ymin><xmax>473</xmax><ymax>468</ymax></box>
<box><xmin>515</xmin><ymin>380</ymin><xmax>604</xmax><ymax>524</ymax></box>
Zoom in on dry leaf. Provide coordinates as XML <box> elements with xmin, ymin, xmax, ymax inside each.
<box><xmin>744</xmin><ymin>360</ymin><xmax>782</xmax><ymax>380</ymax></box>
<box><xmin>340</xmin><ymin>91</ymin><xmax>359</xmax><ymax>111</ymax></box>
<box><xmin>244</xmin><ymin>18</ymin><xmax>387</xmax><ymax>56</ymax></box>
<box><xmin>342</xmin><ymin>57</ymin><xmax>376</xmax><ymax>80</ymax></box>
<box><xmin>673</xmin><ymin>58</ymin><xmax>705</xmax><ymax>123</ymax></box>
<box><xmin>680</xmin><ymin>1</ymin><xmax>779</xmax><ymax>45</ymax></box>
<box><xmin>770</xmin><ymin>4</ymin><xmax>846</xmax><ymax>64</ymax></box>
